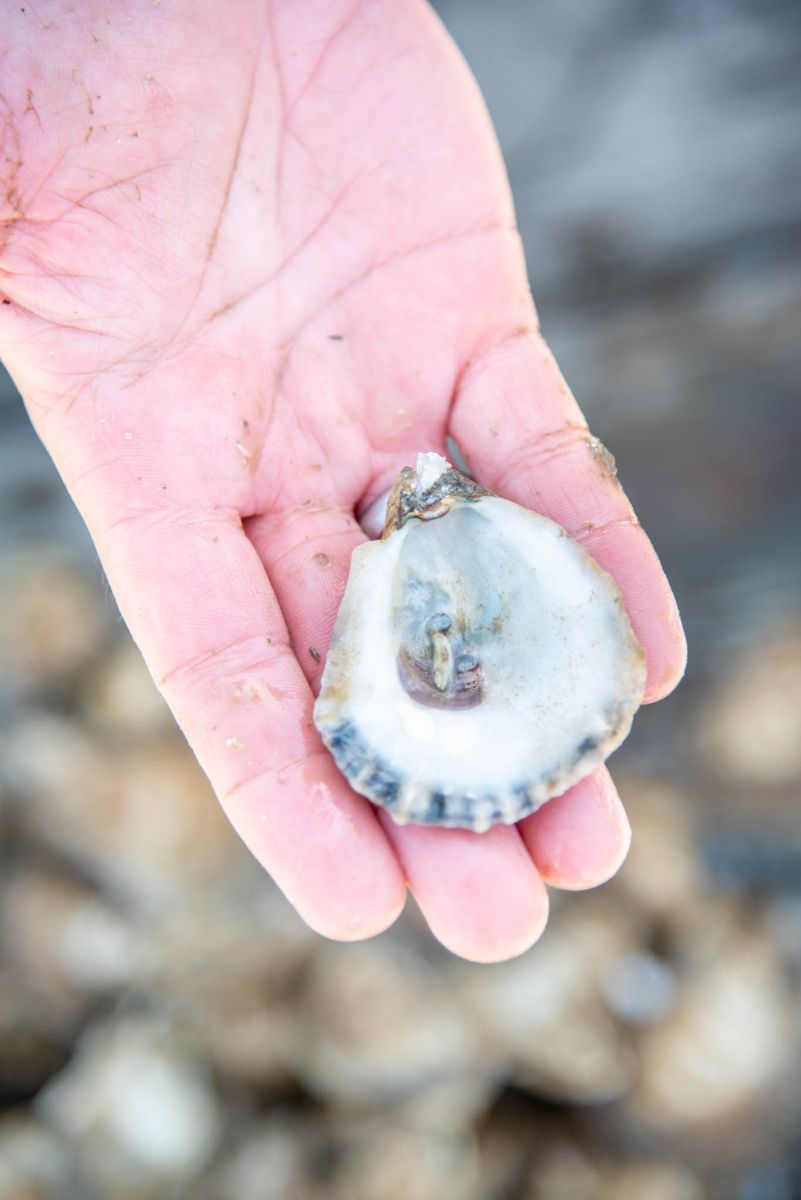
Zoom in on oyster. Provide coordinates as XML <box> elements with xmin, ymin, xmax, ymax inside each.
<box><xmin>314</xmin><ymin>452</ymin><xmax>646</xmax><ymax>831</ymax></box>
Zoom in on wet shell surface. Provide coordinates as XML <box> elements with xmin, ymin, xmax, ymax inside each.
<box><xmin>313</xmin><ymin>452</ymin><xmax>646</xmax><ymax>831</ymax></box>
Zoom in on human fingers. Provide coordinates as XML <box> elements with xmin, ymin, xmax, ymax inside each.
<box><xmin>88</xmin><ymin>503</ymin><xmax>407</xmax><ymax>940</ymax></box>
<box><xmin>379</xmin><ymin>816</ymin><xmax>549</xmax><ymax>963</ymax></box>
<box><xmin>450</xmin><ymin>329</ymin><xmax>687</xmax><ymax>703</ymax></box>
<box><xmin>519</xmin><ymin>767</ymin><xmax>631</xmax><ymax>890</ymax></box>
<box><xmin>248</xmin><ymin>500</ymin><xmax>551</xmax><ymax>962</ymax></box>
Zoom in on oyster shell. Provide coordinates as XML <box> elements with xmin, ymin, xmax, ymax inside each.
<box><xmin>314</xmin><ymin>453</ymin><xmax>646</xmax><ymax>831</ymax></box>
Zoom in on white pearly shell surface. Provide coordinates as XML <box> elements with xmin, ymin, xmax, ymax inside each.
<box><xmin>314</xmin><ymin>455</ymin><xmax>646</xmax><ymax>831</ymax></box>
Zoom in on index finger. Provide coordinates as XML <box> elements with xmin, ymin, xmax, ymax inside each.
<box><xmin>450</xmin><ymin>328</ymin><xmax>687</xmax><ymax>702</ymax></box>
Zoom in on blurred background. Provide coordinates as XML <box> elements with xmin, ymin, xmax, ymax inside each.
<box><xmin>1</xmin><ymin>0</ymin><xmax>800</xmax><ymax>1196</ymax></box>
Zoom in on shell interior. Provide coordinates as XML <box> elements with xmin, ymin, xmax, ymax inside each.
<box><xmin>314</xmin><ymin>454</ymin><xmax>645</xmax><ymax>831</ymax></box>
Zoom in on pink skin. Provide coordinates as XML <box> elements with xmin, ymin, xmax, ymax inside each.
<box><xmin>0</xmin><ymin>0</ymin><xmax>685</xmax><ymax>962</ymax></box>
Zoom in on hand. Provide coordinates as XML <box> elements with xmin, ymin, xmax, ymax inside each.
<box><xmin>0</xmin><ymin>0</ymin><xmax>685</xmax><ymax>961</ymax></box>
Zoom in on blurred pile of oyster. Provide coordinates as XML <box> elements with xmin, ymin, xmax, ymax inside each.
<box><xmin>1</xmin><ymin>548</ymin><xmax>800</xmax><ymax>1200</ymax></box>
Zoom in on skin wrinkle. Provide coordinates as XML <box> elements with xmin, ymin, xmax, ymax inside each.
<box><xmin>0</xmin><ymin>262</ymin><xmax>95</xmax><ymax>284</ymax></box>
<box><xmin>237</xmin><ymin>395</ymin><xmax>310</xmax><ymax>520</ymax></box>
<box><xmin>3</xmin><ymin>135</ymin><xmax>168</xmax><ymax>259</ymax></box>
<box><xmin>7</xmin><ymin>298</ymin><xmax>106</xmax><ymax>339</ymax></box>
<box><xmin>451</xmin><ymin>323</ymin><xmax>543</xmax><ymax>396</ymax></box>
<box><xmin>267</xmin><ymin>0</ymin><xmax>289</xmax><ymax>227</ymax></box>
<box><xmin>485</xmin><ymin>421</ymin><xmax>593</xmax><ymax>495</ymax></box>
<box><xmin>244</xmin><ymin>373</ymin><xmax>370</xmax><ymax>519</ymax></box>
<box><xmin>449</xmin><ymin>324</ymin><xmax>578</xmax><ymax>459</ymax></box>
<box><xmin>439</xmin><ymin>321</ymin><xmax>540</xmax><ymax>474</ymax></box>
<box><xmin>245</xmin><ymin>376</ymin><xmax>345</xmax><ymax>513</ymax></box>
<box><xmin>49</xmin><ymin>203</ymin><xmax>170</xmax><ymax>310</ymax></box>
<box><xmin>64</xmin><ymin>451</ymin><xmax>131</xmax><ymax>492</ymax></box>
<box><xmin>579</xmin><ymin>514</ymin><xmax>642</xmax><ymax>539</ymax></box>
<box><xmin>104</xmin><ymin>502</ymin><xmax>241</xmax><ymax>536</ymax></box>
<box><xmin>58</xmin><ymin>163</ymin><xmax>171</xmax><ymax>217</ymax></box>
<box><xmin>205</xmin><ymin>46</ymin><xmax>262</xmax><ymax>265</ymax></box>
<box><xmin>278</xmin><ymin>222</ymin><xmax>517</xmax><ymax>352</ymax></box>
<box><xmin>257</xmin><ymin>497</ymin><xmax>355</xmax><ymax>525</ymax></box>
<box><xmin>200</xmin><ymin>172</ymin><xmax>364</xmax><ymax>331</ymax></box>
<box><xmin>283</xmin><ymin>0</ymin><xmax>367</xmax><ymax>127</ymax></box>
<box><xmin>268</xmin><ymin>0</ymin><xmax>369</xmax><ymax>225</ymax></box>
<box><xmin>102</xmin><ymin>39</ymin><xmax>269</xmax><ymax>380</ymax></box>
<box><xmin>241</xmin><ymin>399</ymin><xmax>278</xmax><ymax>516</ymax></box>
<box><xmin>0</xmin><ymin>107</ymin><xmax>23</xmax><ymax>234</ymax></box>
<box><xmin>103</xmin><ymin>35</ymin><xmax>269</xmax><ymax>386</ymax></box>
<box><xmin>222</xmin><ymin>746</ymin><xmax>330</xmax><ymax>806</ymax></box>
<box><xmin>6</xmin><ymin>213</ymin><xmax>199</xmax><ymax>411</ymax></box>
<box><xmin>248</xmin><ymin>486</ymin><xmax>354</xmax><ymax>530</ymax></box>
<box><xmin>158</xmin><ymin>627</ymin><xmax>294</xmax><ymax>692</ymax></box>
<box><xmin>268</xmin><ymin>0</ymin><xmax>368</xmax><ymax>230</ymax></box>
<box><xmin>2</xmin><ymin>305</ymin><xmax>124</xmax><ymax>342</ymax></box>
<box><xmin>1</xmin><ymin>147</ymin><xmax>72</xmax><ymax>238</ymax></box>
<box><xmin>23</xmin><ymin>87</ymin><xmax>43</xmax><ymax>130</ymax></box>
<box><xmin>68</xmin><ymin>198</ymin><xmax>170</xmax><ymax>275</ymax></box>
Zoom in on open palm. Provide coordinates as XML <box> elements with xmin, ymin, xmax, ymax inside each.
<box><xmin>1</xmin><ymin>0</ymin><xmax>684</xmax><ymax>960</ymax></box>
